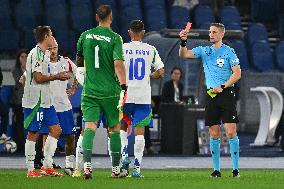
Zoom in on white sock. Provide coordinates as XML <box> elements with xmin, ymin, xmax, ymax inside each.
<box><xmin>66</xmin><ymin>155</ymin><xmax>75</xmax><ymax>169</ymax></box>
<box><xmin>75</xmin><ymin>135</ymin><xmax>83</xmax><ymax>170</ymax></box>
<box><xmin>120</xmin><ymin>130</ymin><xmax>128</xmax><ymax>158</ymax></box>
<box><xmin>43</xmin><ymin>135</ymin><xmax>58</xmax><ymax>168</ymax></box>
<box><xmin>25</xmin><ymin>139</ymin><xmax>36</xmax><ymax>171</ymax></box>
<box><xmin>134</xmin><ymin>135</ymin><xmax>145</xmax><ymax>172</ymax></box>
<box><xmin>107</xmin><ymin>137</ymin><xmax>112</xmax><ymax>162</ymax></box>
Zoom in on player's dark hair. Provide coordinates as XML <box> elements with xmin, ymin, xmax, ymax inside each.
<box><xmin>96</xmin><ymin>5</ymin><xmax>112</xmax><ymax>21</ymax></box>
<box><xmin>211</xmin><ymin>23</ymin><xmax>225</xmax><ymax>33</ymax></box>
<box><xmin>33</xmin><ymin>26</ymin><xmax>51</xmax><ymax>43</ymax></box>
<box><xmin>129</xmin><ymin>20</ymin><xmax>144</xmax><ymax>34</ymax></box>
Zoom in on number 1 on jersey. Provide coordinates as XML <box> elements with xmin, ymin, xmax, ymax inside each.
<box><xmin>94</xmin><ymin>45</ymin><xmax>99</xmax><ymax>68</ymax></box>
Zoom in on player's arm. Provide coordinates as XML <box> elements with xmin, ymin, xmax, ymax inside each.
<box><xmin>150</xmin><ymin>68</ymin><xmax>164</xmax><ymax>79</ymax></box>
<box><xmin>33</xmin><ymin>71</ymin><xmax>70</xmax><ymax>84</ymax></box>
<box><xmin>179</xmin><ymin>29</ymin><xmax>195</xmax><ymax>58</ymax></box>
<box><xmin>76</xmin><ymin>55</ymin><xmax>84</xmax><ymax>67</ymax></box>
<box><xmin>212</xmin><ymin>65</ymin><xmax>241</xmax><ymax>93</ymax></box>
<box><xmin>76</xmin><ymin>33</ymin><xmax>84</xmax><ymax>67</ymax></box>
<box><xmin>67</xmin><ymin>78</ymin><xmax>79</xmax><ymax>96</ymax></box>
<box><xmin>151</xmin><ymin>47</ymin><xmax>165</xmax><ymax>79</ymax></box>
<box><xmin>114</xmin><ymin>60</ymin><xmax>126</xmax><ymax>86</ymax></box>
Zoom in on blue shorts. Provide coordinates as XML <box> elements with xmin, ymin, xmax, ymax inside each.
<box><xmin>23</xmin><ymin>106</ymin><xmax>59</xmax><ymax>132</ymax></box>
<box><xmin>40</xmin><ymin>109</ymin><xmax>75</xmax><ymax>135</ymax></box>
<box><xmin>82</xmin><ymin>112</ymin><xmax>107</xmax><ymax>129</ymax></box>
<box><xmin>122</xmin><ymin>103</ymin><xmax>153</xmax><ymax>128</ymax></box>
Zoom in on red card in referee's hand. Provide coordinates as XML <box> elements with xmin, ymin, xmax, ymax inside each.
<box><xmin>185</xmin><ymin>22</ymin><xmax>192</xmax><ymax>33</ymax></box>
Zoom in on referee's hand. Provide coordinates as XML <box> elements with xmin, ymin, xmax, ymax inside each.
<box><xmin>179</xmin><ymin>30</ymin><xmax>188</xmax><ymax>41</ymax></box>
<box><xmin>212</xmin><ymin>86</ymin><xmax>223</xmax><ymax>93</ymax></box>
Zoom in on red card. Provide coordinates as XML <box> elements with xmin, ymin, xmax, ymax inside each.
<box><xmin>185</xmin><ymin>22</ymin><xmax>192</xmax><ymax>33</ymax></box>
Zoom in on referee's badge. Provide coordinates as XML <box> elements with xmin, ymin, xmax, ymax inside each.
<box><xmin>216</xmin><ymin>58</ymin><xmax>224</xmax><ymax>67</ymax></box>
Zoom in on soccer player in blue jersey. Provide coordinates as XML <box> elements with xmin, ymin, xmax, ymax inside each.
<box><xmin>179</xmin><ymin>23</ymin><xmax>241</xmax><ymax>177</ymax></box>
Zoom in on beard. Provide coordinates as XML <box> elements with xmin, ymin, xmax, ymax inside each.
<box><xmin>210</xmin><ymin>38</ymin><xmax>218</xmax><ymax>44</ymax></box>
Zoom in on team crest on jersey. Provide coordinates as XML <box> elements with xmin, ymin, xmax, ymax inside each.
<box><xmin>216</xmin><ymin>58</ymin><xmax>224</xmax><ymax>67</ymax></box>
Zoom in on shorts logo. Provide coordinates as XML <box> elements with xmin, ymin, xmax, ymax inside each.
<box><xmin>216</xmin><ymin>59</ymin><xmax>224</xmax><ymax>67</ymax></box>
<box><xmin>233</xmin><ymin>116</ymin><xmax>235</xmax><ymax>120</ymax></box>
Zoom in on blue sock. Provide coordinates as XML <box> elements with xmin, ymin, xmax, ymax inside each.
<box><xmin>229</xmin><ymin>136</ymin><xmax>239</xmax><ymax>170</ymax></box>
<box><xmin>210</xmin><ymin>138</ymin><xmax>220</xmax><ymax>171</ymax></box>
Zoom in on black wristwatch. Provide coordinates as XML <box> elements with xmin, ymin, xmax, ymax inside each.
<box><xmin>221</xmin><ymin>85</ymin><xmax>226</xmax><ymax>89</ymax></box>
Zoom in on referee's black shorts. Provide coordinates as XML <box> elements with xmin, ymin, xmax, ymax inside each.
<box><xmin>205</xmin><ymin>87</ymin><xmax>239</xmax><ymax>126</ymax></box>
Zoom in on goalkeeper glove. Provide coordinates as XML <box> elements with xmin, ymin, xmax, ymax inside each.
<box><xmin>117</xmin><ymin>84</ymin><xmax>127</xmax><ymax>110</ymax></box>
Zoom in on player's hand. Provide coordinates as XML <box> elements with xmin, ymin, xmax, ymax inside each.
<box><xmin>212</xmin><ymin>86</ymin><xmax>223</xmax><ymax>93</ymax></box>
<box><xmin>56</xmin><ymin>71</ymin><xmax>70</xmax><ymax>81</ymax></box>
<box><xmin>66</xmin><ymin>88</ymin><xmax>76</xmax><ymax>96</ymax></box>
<box><xmin>117</xmin><ymin>85</ymin><xmax>127</xmax><ymax>110</ymax></box>
<box><xmin>179</xmin><ymin>30</ymin><xmax>188</xmax><ymax>41</ymax></box>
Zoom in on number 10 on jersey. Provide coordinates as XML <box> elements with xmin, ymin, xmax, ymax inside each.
<box><xmin>129</xmin><ymin>58</ymin><xmax>145</xmax><ymax>80</ymax></box>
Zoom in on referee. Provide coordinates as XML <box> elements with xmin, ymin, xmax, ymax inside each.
<box><xmin>179</xmin><ymin>23</ymin><xmax>241</xmax><ymax>177</ymax></box>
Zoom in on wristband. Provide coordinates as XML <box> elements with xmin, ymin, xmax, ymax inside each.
<box><xmin>180</xmin><ymin>39</ymin><xmax>187</xmax><ymax>47</ymax></box>
<box><xmin>121</xmin><ymin>84</ymin><xmax>127</xmax><ymax>91</ymax></box>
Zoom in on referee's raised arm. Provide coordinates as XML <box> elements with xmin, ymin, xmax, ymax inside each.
<box><xmin>179</xmin><ymin>29</ymin><xmax>195</xmax><ymax>58</ymax></box>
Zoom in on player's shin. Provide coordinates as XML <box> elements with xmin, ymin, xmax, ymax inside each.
<box><xmin>43</xmin><ymin>135</ymin><xmax>58</xmax><ymax>168</ymax></box>
<box><xmin>25</xmin><ymin>139</ymin><xmax>36</xmax><ymax>171</ymax></box>
<box><xmin>120</xmin><ymin>129</ymin><xmax>128</xmax><ymax>159</ymax></box>
<box><xmin>75</xmin><ymin>135</ymin><xmax>84</xmax><ymax>170</ymax></box>
<box><xmin>229</xmin><ymin>136</ymin><xmax>239</xmax><ymax>171</ymax></box>
<box><xmin>109</xmin><ymin>131</ymin><xmax>121</xmax><ymax>174</ymax></box>
<box><xmin>210</xmin><ymin>138</ymin><xmax>221</xmax><ymax>171</ymax></box>
<box><xmin>82</xmin><ymin>128</ymin><xmax>96</xmax><ymax>164</ymax></box>
<box><xmin>65</xmin><ymin>134</ymin><xmax>75</xmax><ymax>169</ymax></box>
<box><xmin>134</xmin><ymin>135</ymin><xmax>145</xmax><ymax>173</ymax></box>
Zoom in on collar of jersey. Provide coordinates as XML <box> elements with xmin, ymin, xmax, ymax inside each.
<box><xmin>210</xmin><ymin>43</ymin><xmax>224</xmax><ymax>51</ymax></box>
<box><xmin>131</xmin><ymin>41</ymin><xmax>142</xmax><ymax>45</ymax></box>
<box><xmin>97</xmin><ymin>25</ymin><xmax>111</xmax><ymax>30</ymax></box>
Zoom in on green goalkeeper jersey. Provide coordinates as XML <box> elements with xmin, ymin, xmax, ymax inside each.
<box><xmin>77</xmin><ymin>26</ymin><xmax>124</xmax><ymax>98</ymax></box>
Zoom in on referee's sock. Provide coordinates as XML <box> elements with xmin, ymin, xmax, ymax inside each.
<box><xmin>210</xmin><ymin>138</ymin><xmax>220</xmax><ymax>171</ymax></box>
<box><xmin>229</xmin><ymin>136</ymin><xmax>239</xmax><ymax>170</ymax></box>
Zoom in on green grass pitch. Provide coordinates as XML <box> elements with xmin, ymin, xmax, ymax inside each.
<box><xmin>1</xmin><ymin>169</ymin><xmax>284</xmax><ymax>189</ymax></box>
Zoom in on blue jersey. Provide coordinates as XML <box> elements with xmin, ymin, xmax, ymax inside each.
<box><xmin>192</xmin><ymin>44</ymin><xmax>239</xmax><ymax>89</ymax></box>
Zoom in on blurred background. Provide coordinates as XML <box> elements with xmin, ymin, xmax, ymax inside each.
<box><xmin>1</xmin><ymin>0</ymin><xmax>284</xmax><ymax>158</ymax></box>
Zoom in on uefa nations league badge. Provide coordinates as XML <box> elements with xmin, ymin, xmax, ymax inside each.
<box><xmin>216</xmin><ymin>58</ymin><xmax>224</xmax><ymax>67</ymax></box>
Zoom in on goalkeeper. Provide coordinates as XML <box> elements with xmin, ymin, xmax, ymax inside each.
<box><xmin>76</xmin><ymin>5</ymin><xmax>127</xmax><ymax>179</ymax></box>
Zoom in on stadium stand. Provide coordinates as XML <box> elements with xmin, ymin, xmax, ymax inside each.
<box><xmin>193</xmin><ymin>5</ymin><xmax>215</xmax><ymax>28</ymax></box>
<box><xmin>14</xmin><ymin>1</ymin><xmax>38</xmax><ymax>31</ymax></box>
<box><xmin>251</xmin><ymin>41</ymin><xmax>275</xmax><ymax>71</ymax></box>
<box><xmin>251</xmin><ymin>0</ymin><xmax>279</xmax><ymax>22</ymax></box>
<box><xmin>169</xmin><ymin>6</ymin><xmax>190</xmax><ymax>29</ymax></box>
<box><xmin>119</xmin><ymin>5</ymin><xmax>143</xmax><ymax>41</ymax></box>
<box><xmin>120</xmin><ymin>0</ymin><xmax>140</xmax><ymax>8</ymax></box>
<box><xmin>231</xmin><ymin>40</ymin><xmax>250</xmax><ymax>70</ymax></box>
<box><xmin>246</xmin><ymin>23</ymin><xmax>269</xmax><ymax>47</ymax></box>
<box><xmin>144</xmin><ymin>5</ymin><xmax>167</xmax><ymax>32</ymax></box>
<box><xmin>70</xmin><ymin>0</ymin><xmax>94</xmax><ymax>33</ymax></box>
<box><xmin>220</xmin><ymin>6</ymin><xmax>242</xmax><ymax>30</ymax></box>
<box><xmin>45</xmin><ymin>0</ymin><xmax>69</xmax><ymax>30</ymax></box>
<box><xmin>0</xmin><ymin>30</ymin><xmax>20</xmax><ymax>52</ymax></box>
<box><xmin>275</xmin><ymin>41</ymin><xmax>284</xmax><ymax>70</ymax></box>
